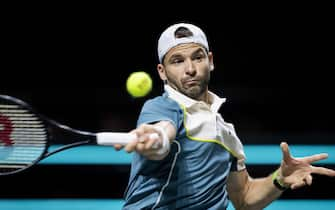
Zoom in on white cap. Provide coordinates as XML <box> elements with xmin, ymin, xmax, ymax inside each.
<box><xmin>157</xmin><ymin>23</ymin><xmax>209</xmax><ymax>63</ymax></box>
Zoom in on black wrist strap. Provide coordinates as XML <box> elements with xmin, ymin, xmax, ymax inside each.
<box><xmin>273</xmin><ymin>178</ymin><xmax>288</xmax><ymax>191</ymax></box>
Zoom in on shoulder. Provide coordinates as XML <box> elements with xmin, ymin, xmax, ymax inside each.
<box><xmin>138</xmin><ymin>95</ymin><xmax>183</xmax><ymax>128</ymax></box>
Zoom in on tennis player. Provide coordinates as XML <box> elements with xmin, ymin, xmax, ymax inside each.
<box><xmin>117</xmin><ymin>23</ymin><xmax>335</xmax><ymax>210</ymax></box>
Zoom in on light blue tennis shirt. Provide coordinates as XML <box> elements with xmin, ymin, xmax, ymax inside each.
<box><xmin>123</xmin><ymin>85</ymin><xmax>246</xmax><ymax>210</ymax></box>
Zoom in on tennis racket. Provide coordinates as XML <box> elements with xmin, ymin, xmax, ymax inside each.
<box><xmin>0</xmin><ymin>94</ymin><xmax>155</xmax><ymax>176</ymax></box>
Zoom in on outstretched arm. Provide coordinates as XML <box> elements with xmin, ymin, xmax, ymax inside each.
<box><xmin>227</xmin><ymin>142</ymin><xmax>335</xmax><ymax>210</ymax></box>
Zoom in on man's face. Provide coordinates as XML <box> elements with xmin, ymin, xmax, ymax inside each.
<box><xmin>158</xmin><ymin>43</ymin><xmax>213</xmax><ymax>100</ymax></box>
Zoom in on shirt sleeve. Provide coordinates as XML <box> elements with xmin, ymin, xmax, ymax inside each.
<box><xmin>137</xmin><ymin>96</ymin><xmax>183</xmax><ymax>130</ymax></box>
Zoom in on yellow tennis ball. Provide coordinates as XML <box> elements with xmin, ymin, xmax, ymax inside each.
<box><xmin>126</xmin><ymin>71</ymin><xmax>152</xmax><ymax>97</ymax></box>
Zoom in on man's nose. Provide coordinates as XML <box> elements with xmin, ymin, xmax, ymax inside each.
<box><xmin>185</xmin><ymin>59</ymin><xmax>196</xmax><ymax>76</ymax></box>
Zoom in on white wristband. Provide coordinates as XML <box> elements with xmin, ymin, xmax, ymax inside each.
<box><xmin>152</xmin><ymin>125</ymin><xmax>170</xmax><ymax>156</ymax></box>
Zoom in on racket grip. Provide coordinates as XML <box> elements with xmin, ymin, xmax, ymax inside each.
<box><xmin>96</xmin><ymin>132</ymin><xmax>137</xmax><ymax>145</ymax></box>
<box><xmin>96</xmin><ymin>132</ymin><xmax>160</xmax><ymax>147</ymax></box>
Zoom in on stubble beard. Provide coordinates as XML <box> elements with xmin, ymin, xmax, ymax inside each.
<box><xmin>166</xmin><ymin>72</ymin><xmax>210</xmax><ymax>100</ymax></box>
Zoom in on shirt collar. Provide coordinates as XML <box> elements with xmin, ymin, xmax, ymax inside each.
<box><xmin>164</xmin><ymin>85</ymin><xmax>226</xmax><ymax>113</ymax></box>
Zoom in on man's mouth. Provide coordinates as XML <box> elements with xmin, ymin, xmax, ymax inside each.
<box><xmin>183</xmin><ymin>79</ymin><xmax>198</xmax><ymax>86</ymax></box>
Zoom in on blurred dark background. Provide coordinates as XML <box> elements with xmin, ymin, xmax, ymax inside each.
<box><xmin>2</xmin><ymin>3</ymin><xmax>334</xmax><ymax>145</ymax></box>
<box><xmin>1</xmin><ymin>2</ymin><xmax>334</xmax><ymax>201</ymax></box>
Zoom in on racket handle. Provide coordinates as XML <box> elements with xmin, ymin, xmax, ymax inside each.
<box><xmin>96</xmin><ymin>132</ymin><xmax>137</xmax><ymax>145</ymax></box>
<box><xmin>96</xmin><ymin>132</ymin><xmax>160</xmax><ymax>147</ymax></box>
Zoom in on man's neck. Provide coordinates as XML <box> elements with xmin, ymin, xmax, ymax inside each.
<box><xmin>198</xmin><ymin>89</ymin><xmax>211</xmax><ymax>105</ymax></box>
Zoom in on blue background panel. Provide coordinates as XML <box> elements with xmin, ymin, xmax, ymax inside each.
<box><xmin>0</xmin><ymin>199</ymin><xmax>334</xmax><ymax>210</ymax></box>
<box><xmin>39</xmin><ymin>145</ymin><xmax>335</xmax><ymax>165</ymax></box>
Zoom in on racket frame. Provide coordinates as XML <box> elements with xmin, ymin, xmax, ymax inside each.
<box><xmin>0</xmin><ymin>94</ymin><xmax>97</xmax><ymax>175</ymax></box>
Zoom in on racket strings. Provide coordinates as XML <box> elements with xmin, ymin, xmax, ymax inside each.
<box><xmin>0</xmin><ymin>103</ymin><xmax>47</xmax><ymax>174</ymax></box>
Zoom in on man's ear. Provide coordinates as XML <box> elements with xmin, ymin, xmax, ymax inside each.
<box><xmin>208</xmin><ymin>52</ymin><xmax>214</xmax><ymax>71</ymax></box>
<box><xmin>157</xmin><ymin>64</ymin><xmax>167</xmax><ymax>81</ymax></box>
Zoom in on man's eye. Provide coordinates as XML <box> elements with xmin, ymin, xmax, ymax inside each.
<box><xmin>192</xmin><ymin>54</ymin><xmax>204</xmax><ymax>62</ymax></box>
<box><xmin>195</xmin><ymin>55</ymin><xmax>204</xmax><ymax>61</ymax></box>
<box><xmin>173</xmin><ymin>59</ymin><xmax>183</xmax><ymax>64</ymax></box>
